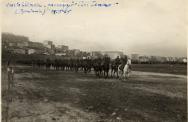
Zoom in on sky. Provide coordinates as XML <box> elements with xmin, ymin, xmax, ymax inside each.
<box><xmin>1</xmin><ymin>0</ymin><xmax>187</xmax><ymax>57</ymax></box>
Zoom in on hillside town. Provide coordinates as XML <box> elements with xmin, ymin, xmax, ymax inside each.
<box><xmin>2</xmin><ymin>33</ymin><xmax>187</xmax><ymax>64</ymax></box>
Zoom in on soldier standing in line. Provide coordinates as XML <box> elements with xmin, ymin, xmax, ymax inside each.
<box><xmin>6</xmin><ymin>63</ymin><xmax>15</xmax><ymax>121</ymax></box>
<box><xmin>7</xmin><ymin>66</ymin><xmax>14</xmax><ymax>89</ymax></box>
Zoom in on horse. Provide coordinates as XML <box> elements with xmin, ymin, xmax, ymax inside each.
<box><xmin>118</xmin><ymin>59</ymin><xmax>132</xmax><ymax>80</ymax></box>
<box><xmin>82</xmin><ymin>58</ymin><xmax>88</xmax><ymax>73</ymax></box>
<box><xmin>102</xmin><ymin>56</ymin><xmax>110</xmax><ymax>78</ymax></box>
<box><xmin>86</xmin><ymin>58</ymin><xmax>92</xmax><ymax>73</ymax></box>
<box><xmin>45</xmin><ymin>58</ymin><xmax>52</xmax><ymax>71</ymax></box>
<box><xmin>110</xmin><ymin>60</ymin><xmax>119</xmax><ymax>78</ymax></box>
<box><xmin>93</xmin><ymin>58</ymin><xmax>103</xmax><ymax>77</ymax></box>
<box><xmin>93</xmin><ymin>59</ymin><xmax>100</xmax><ymax>76</ymax></box>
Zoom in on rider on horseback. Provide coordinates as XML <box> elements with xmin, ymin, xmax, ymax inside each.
<box><xmin>115</xmin><ymin>56</ymin><xmax>121</xmax><ymax>66</ymax></box>
<box><xmin>119</xmin><ymin>55</ymin><xmax>128</xmax><ymax>71</ymax></box>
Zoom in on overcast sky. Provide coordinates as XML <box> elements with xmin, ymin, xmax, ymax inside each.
<box><xmin>1</xmin><ymin>0</ymin><xmax>187</xmax><ymax>57</ymax></box>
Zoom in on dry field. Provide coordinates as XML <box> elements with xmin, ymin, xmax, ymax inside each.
<box><xmin>2</xmin><ymin>65</ymin><xmax>187</xmax><ymax>122</ymax></box>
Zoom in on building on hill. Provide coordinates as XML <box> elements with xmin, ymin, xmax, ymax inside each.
<box><xmin>43</xmin><ymin>40</ymin><xmax>56</xmax><ymax>55</ymax></box>
<box><xmin>56</xmin><ymin>45</ymin><xmax>69</xmax><ymax>56</ymax></box>
<box><xmin>29</xmin><ymin>42</ymin><xmax>44</xmax><ymax>49</ymax></box>
<box><xmin>72</xmin><ymin>49</ymin><xmax>81</xmax><ymax>56</ymax></box>
<box><xmin>91</xmin><ymin>51</ymin><xmax>103</xmax><ymax>58</ymax></box>
<box><xmin>55</xmin><ymin>53</ymin><xmax>66</xmax><ymax>56</ymax></box>
<box><xmin>3</xmin><ymin>41</ymin><xmax>28</xmax><ymax>48</ymax></box>
<box><xmin>10</xmin><ymin>48</ymin><xmax>27</xmax><ymax>54</ymax></box>
<box><xmin>25</xmin><ymin>48</ymin><xmax>46</xmax><ymax>55</ymax></box>
<box><xmin>2</xmin><ymin>33</ymin><xmax>30</xmax><ymax>48</ymax></box>
<box><xmin>17</xmin><ymin>41</ymin><xmax>29</xmax><ymax>47</ymax></box>
<box><xmin>66</xmin><ymin>50</ymin><xmax>74</xmax><ymax>56</ymax></box>
<box><xmin>46</xmin><ymin>48</ymin><xmax>55</xmax><ymax>55</ymax></box>
<box><xmin>43</xmin><ymin>40</ymin><xmax>54</xmax><ymax>49</ymax></box>
<box><xmin>26</xmin><ymin>49</ymin><xmax>36</xmax><ymax>54</ymax></box>
<box><xmin>101</xmin><ymin>51</ymin><xmax>124</xmax><ymax>59</ymax></box>
<box><xmin>57</xmin><ymin>45</ymin><xmax>69</xmax><ymax>51</ymax></box>
<box><xmin>8</xmin><ymin>42</ymin><xmax>17</xmax><ymax>47</ymax></box>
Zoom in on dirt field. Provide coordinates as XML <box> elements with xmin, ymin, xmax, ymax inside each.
<box><xmin>2</xmin><ymin>66</ymin><xmax>187</xmax><ymax>122</ymax></box>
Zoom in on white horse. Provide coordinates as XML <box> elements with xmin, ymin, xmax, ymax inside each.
<box><xmin>118</xmin><ymin>59</ymin><xmax>132</xmax><ymax>80</ymax></box>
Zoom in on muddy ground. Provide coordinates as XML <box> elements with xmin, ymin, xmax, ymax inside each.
<box><xmin>2</xmin><ymin>66</ymin><xmax>187</xmax><ymax>122</ymax></box>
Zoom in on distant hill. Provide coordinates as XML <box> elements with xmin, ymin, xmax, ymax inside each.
<box><xmin>2</xmin><ymin>32</ymin><xmax>30</xmax><ymax>43</ymax></box>
<box><xmin>2</xmin><ymin>32</ymin><xmax>46</xmax><ymax>50</ymax></box>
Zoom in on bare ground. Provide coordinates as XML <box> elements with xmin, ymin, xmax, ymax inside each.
<box><xmin>2</xmin><ymin>66</ymin><xmax>187</xmax><ymax>122</ymax></box>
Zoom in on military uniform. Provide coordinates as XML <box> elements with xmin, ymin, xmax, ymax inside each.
<box><xmin>7</xmin><ymin>67</ymin><xmax>14</xmax><ymax>88</ymax></box>
<box><xmin>115</xmin><ymin>57</ymin><xmax>121</xmax><ymax>66</ymax></box>
<box><xmin>119</xmin><ymin>56</ymin><xmax>128</xmax><ymax>71</ymax></box>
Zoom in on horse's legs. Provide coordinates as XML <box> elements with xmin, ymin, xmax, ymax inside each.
<box><xmin>100</xmin><ymin>70</ymin><xmax>102</xmax><ymax>78</ymax></box>
<box><xmin>126</xmin><ymin>72</ymin><xmax>129</xmax><ymax>79</ymax></box>
<box><xmin>127</xmin><ymin>70</ymin><xmax>131</xmax><ymax>79</ymax></box>
<box><xmin>112</xmin><ymin>70</ymin><xmax>114</xmax><ymax>78</ymax></box>
<box><xmin>101</xmin><ymin>70</ymin><xmax>103</xmax><ymax>77</ymax></box>
<box><xmin>124</xmin><ymin>71</ymin><xmax>127</xmax><ymax>80</ymax></box>
<box><xmin>118</xmin><ymin>69</ymin><xmax>122</xmax><ymax>80</ymax></box>
<box><xmin>117</xmin><ymin>68</ymin><xmax>119</xmax><ymax>78</ymax></box>
<box><xmin>119</xmin><ymin>70</ymin><xmax>122</xmax><ymax>79</ymax></box>
<box><xmin>99</xmin><ymin>70</ymin><xmax>101</xmax><ymax>78</ymax></box>
<box><xmin>124</xmin><ymin>70</ymin><xmax>130</xmax><ymax>80</ymax></box>
<box><xmin>111</xmin><ymin>69</ymin><xmax>113</xmax><ymax>78</ymax></box>
<box><xmin>104</xmin><ymin>71</ymin><xmax>107</xmax><ymax>79</ymax></box>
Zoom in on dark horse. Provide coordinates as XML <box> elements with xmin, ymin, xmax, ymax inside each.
<box><xmin>82</xmin><ymin>58</ymin><xmax>88</xmax><ymax>73</ymax></box>
<box><xmin>110</xmin><ymin>60</ymin><xmax>119</xmax><ymax>78</ymax></box>
<box><xmin>45</xmin><ymin>58</ymin><xmax>51</xmax><ymax>70</ymax></box>
<box><xmin>102</xmin><ymin>56</ymin><xmax>111</xmax><ymax>78</ymax></box>
<box><xmin>93</xmin><ymin>58</ymin><xmax>103</xmax><ymax>77</ymax></box>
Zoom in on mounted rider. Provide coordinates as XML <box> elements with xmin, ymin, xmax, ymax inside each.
<box><xmin>115</xmin><ymin>56</ymin><xmax>121</xmax><ymax>66</ymax></box>
<box><xmin>119</xmin><ymin>55</ymin><xmax>128</xmax><ymax>71</ymax></box>
<box><xmin>103</xmin><ymin>54</ymin><xmax>110</xmax><ymax>64</ymax></box>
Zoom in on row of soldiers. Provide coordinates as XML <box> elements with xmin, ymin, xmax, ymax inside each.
<box><xmin>31</xmin><ymin>55</ymin><xmax>130</xmax><ymax>74</ymax></box>
<box><xmin>32</xmin><ymin>57</ymin><xmax>93</xmax><ymax>72</ymax></box>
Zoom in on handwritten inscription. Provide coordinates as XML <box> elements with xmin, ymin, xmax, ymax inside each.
<box><xmin>6</xmin><ymin>1</ymin><xmax>119</xmax><ymax>15</ymax></box>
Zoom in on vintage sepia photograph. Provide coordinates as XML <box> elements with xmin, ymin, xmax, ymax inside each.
<box><xmin>1</xmin><ymin>0</ymin><xmax>187</xmax><ymax>122</ymax></box>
